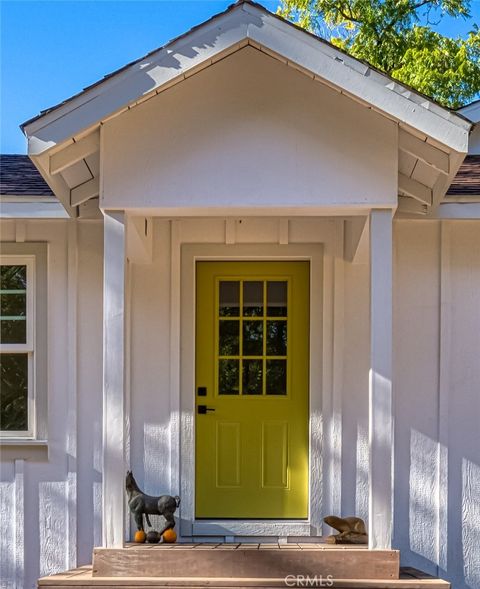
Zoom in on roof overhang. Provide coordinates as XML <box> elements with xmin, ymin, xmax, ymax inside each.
<box><xmin>21</xmin><ymin>0</ymin><xmax>472</xmax><ymax>218</ymax></box>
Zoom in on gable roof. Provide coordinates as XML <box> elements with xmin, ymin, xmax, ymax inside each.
<box><xmin>21</xmin><ymin>0</ymin><xmax>470</xmax><ymax>135</ymax></box>
<box><xmin>19</xmin><ymin>0</ymin><xmax>471</xmax><ymax>217</ymax></box>
<box><xmin>22</xmin><ymin>0</ymin><xmax>470</xmax><ymax>154</ymax></box>
<box><xmin>0</xmin><ymin>155</ymin><xmax>54</xmax><ymax>197</ymax></box>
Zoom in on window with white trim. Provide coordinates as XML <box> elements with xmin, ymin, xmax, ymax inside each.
<box><xmin>0</xmin><ymin>244</ymin><xmax>47</xmax><ymax>442</ymax></box>
<box><xmin>0</xmin><ymin>257</ymin><xmax>35</xmax><ymax>436</ymax></box>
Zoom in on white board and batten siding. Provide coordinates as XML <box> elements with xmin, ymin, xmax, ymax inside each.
<box><xmin>1</xmin><ymin>216</ymin><xmax>480</xmax><ymax>588</ymax></box>
<box><xmin>0</xmin><ymin>219</ymin><xmax>104</xmax><ymax>589</ymax></box>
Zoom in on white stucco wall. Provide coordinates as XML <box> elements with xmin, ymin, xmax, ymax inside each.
<box><xmin>101</xmin><ymin>46</ymin><xmax>397</xmax><ymax>213</ymax></box>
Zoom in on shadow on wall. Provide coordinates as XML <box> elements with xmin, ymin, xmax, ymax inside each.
<box><xmin>126</xmin><ymin>421</ymin><xmax>173</xmax><ymax>537</ymax></box>
<box><xmin>406</xmin><ymin>429</ymin><xmax>480</xmax><ymax>589</ymax></box>
<box><xmin>31</xmin><ymin>8</ymin><xmax>266</xmax><ymax>147</ymax></box>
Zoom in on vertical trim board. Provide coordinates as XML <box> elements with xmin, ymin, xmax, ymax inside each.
<box><xmin>14</xmin><ymin>460</ymin><xmax>25</xmax><ymax>589</ymax></box>
<box><xmin>368</xmin><ymin>210</ymin><xmax>393</xmax><ymax>550</ymax></box>
<box><xmin>102</xmin><ymin>212</ymin><xmax>126</xmax><ymax>548</ymax></box>
<box><xmin>438</xmin><ymin>221</ymin><xmax>451</xmax><ymax>574</ymax></box>
<box><xmin>170</xmin><ymin>220</ymin><xmax>181</xmax><ymax>503</ymax></box>
<box><xmin>66</xmin><ymin>221</ymin><xmax>78</xmax><ymax>569</ymax></box>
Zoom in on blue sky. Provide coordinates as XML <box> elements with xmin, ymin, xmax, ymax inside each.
<box><xmin>1</xmin><ymin>0</ymin><xmax>479</xmax><ymax>154</ymax></box>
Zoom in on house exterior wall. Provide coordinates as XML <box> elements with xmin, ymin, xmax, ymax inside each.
<box><xmin>0</xmin><ymin>219</ymin><xmax>104</xmax><ymax>589</ymax></box>
<box><xmin>393</xmin><ymin>220</ymin><xmax>480</xmax><ymax>589</ymax></box>
<box><xmin>1</xmin><ymin>217</ymin><xmax>479</xmax><ymax>589</ymax></box>
<box><xmin>101</xmin><ymin>47</ymin><xmax>397</xmax><ymax>213</ymax></box>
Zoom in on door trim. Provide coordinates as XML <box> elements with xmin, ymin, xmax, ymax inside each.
<box><xmin>180</xmin><ymin>244</ymin><xmax>323</xmax><ymax>538</ymax></box>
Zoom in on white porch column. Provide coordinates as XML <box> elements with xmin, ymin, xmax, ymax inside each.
<box><xmin>102</xmin><ymin>211</ymin><xmax>126</xmax><ymax>548</ymax></box>
<box><xmin>368</xmin><ymin>209</ymin><xmax>393</xmax><ymax>549</ymax></box>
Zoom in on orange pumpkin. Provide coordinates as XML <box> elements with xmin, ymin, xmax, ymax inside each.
<box><xmin>162</xmin><ymin>528</ymin><xmax>177</xmax><ymax>543</ymax></box>
<box><xmin>134</xmin><ymin>530</ymin><xmax>146</xmax><ymax>543</ymax></box>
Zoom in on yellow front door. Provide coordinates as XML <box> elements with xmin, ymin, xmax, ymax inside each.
<box><xmin>195</xmin><ymin>261</ymin><xmax>310</xmax><ymax>519</ymax></box>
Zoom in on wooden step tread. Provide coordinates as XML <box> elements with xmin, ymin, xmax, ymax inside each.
<box><xmin>38</xmin><ymin>567</ymin><xmax>451</xmax><ymax>589</ymax></box>
<box><xmin>92</xmin><ymin>547</ymin><xmax>399</xmax><ymax>579</ymax></box>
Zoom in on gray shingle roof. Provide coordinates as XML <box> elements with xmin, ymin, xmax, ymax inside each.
<box><xmin>0</xmin><ymin>154</ymin><xmax>54</xmax><ymax>197</ymax></box>
<box><xmin>446</xmin><ymin>155</ymin><xmax>480</xmax><ymax>197</ymax></box>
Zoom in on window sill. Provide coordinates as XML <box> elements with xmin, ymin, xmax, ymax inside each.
<box><xmin>0</xmin><ymin>439</ymin><xmax>48</xmax><ymax>461</ymax></box>
<box><xmin>0</xmin><ymin>438</ymin><xmax>48</xmax><ymax>445</ymax></box>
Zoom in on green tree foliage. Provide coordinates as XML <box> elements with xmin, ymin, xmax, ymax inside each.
<box><xmin>278</xmin><ymin>0</ymin><xmax>480</xmax><ymax>107</ymax></box>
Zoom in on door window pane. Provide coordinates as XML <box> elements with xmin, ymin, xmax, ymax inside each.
<box><xmin>0</xmin><ymin>265</ymin><xmax>27</xmax><ymax>344</ymax></box>
<box><xmin>267</xmin><ymin>281</ymin><xmax>287</xmax><ymax>317</ymax></box>
<box><xmin>266</xmin><ymin>321</ymin><xmax>287</xmax><ymax>356</ymax></box>
<box><xmin>219</xmin><ymin>320</ymin><xmax>239</xmax><ymax>356</ymax></box>
<box><xmin>243</xmin><ymin>321</ymin><xmax>263</xmax><ymax>356</ymax></box>
<box><xmin>219</xmin><ymin>281</ymin><xmax>239</xmax><ymax>317</ymax></box>
<box><xmin>218</xmin><ymin>359</ymin><xmax>239</xmax><ymax>395</ymax></box>
<box><xmin>0</xmin><ymin>353</ymin><xmax>28</xmax><ymax>431</ymax></box>
<box><xmin>243</xmin><ymin>282</ymin><xmax>263</xmax><ymax>316</ymax></box>
<box><xmin>266</xmin><ymin>360</ymin><xmax>287</xmax><ymax>395</ymax></box>
<box><xmin>243</xmin><ymin>360</ymin><xmax>263</xmax><ymax>395</ymax></box>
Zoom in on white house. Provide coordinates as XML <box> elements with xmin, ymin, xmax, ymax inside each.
<box><xmin>1</xmin><ymin>2</ymin><xmax>479</xmax><ymax>588</ymax></box>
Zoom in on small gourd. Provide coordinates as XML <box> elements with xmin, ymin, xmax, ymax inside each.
<box><xmin>134</xmin><ymin>530</ymin><xmax>146</xmax><ymax>543</ymax></box>
<box><xmin>162</xmin><ymin>528</ymin><xmax>177</xmax><ymax>543</ymax></box>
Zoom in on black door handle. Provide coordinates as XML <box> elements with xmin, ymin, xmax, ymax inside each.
<box><xmin>198</xmin><ymin>405</ymin><xmax>215</xmax><ymax>414</ymax></box>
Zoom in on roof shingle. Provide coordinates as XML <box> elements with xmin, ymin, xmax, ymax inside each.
<box><xmin>0</xmin><ymin>154</ymin><xmax>54</xmax><ymax>197</ymax></box>
<box><xmin>446</xmin><ymin>155</ymin><xmax>480</xmax><ymax>197</ymax></box>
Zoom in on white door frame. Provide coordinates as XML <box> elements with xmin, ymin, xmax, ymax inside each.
<box><xmin>179</xmin><ymin>243</ymin><xmax>324</xmax><ymax>538</ymax></box>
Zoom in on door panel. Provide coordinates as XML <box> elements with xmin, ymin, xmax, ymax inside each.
<box><xmin>195</xmin><ymin>261</ymin><xmax>309</xmax><ymax>519</ymax></box>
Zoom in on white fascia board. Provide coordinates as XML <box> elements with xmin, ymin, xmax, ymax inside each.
<box><xmin>244</xmin><ymin>6</ymin><xmax>470</xmax><ymax>152</ymax></box>
<box><xmin>24</xmin><ymin>3</ymin><xmax>471</xmax><ymax>156</ymax></box>
<box><xmin>0</xmin><ymin>202</ymin><xmax>69</xmax><ymax>219</ymax></box>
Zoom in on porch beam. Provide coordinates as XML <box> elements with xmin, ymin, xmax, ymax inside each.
<box><xmin>368</xmin><ymin>210</ymin><xmax>393</xmax><ymax>549</ymax></box>
<box><xmin>102</xmin><ymin>211</ymin><xmax>126</xmax><ymax>548</ymax></box>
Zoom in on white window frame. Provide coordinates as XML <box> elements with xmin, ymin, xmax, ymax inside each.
<box><xmin>0</xmin><ymin>256</ymin><xmax>35</xmax><ymax>438</ymax></box>
<box><xmin>0</xmin><ymin>244</ymin><xmax>47</xmax><ymax>444</ymax></box>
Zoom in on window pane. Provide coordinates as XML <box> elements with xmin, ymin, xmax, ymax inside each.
<box><xmin>218</xmin><ymin>359</ymin><xmax>239</xmax><ymax>395</ymax></box>
<box><xmin>1</xmin><ymin>293</ymin><xmax>26</xmax><ymax>316</ymax></box>
<box><xmin>219</xmin><ymin>320</ymin><xmax>239</xmax><ymax>356</ymax></box>
<box><xmin>266</xmin><ymin>360</ymin><xmax>287</xmax><ymax>395</ymax></box>
<box><xmin>267</xmin><ymin>281</ymin><xmax>287</xmax><ymax>316</ymax></box>
<box><xmin>0</xmin><ymin>319</ymin><xmax>27</xmax><ymax>344</ymax></box>
<box><xmin>243</xmin><ymin>360</ymin><xmax>263</xmax><ymax>395</ymax></box>
<box><xmin>0</xmin><ymin>265</ymin><xmax>27</xmax><ymax>290</ymax></box>
<box><xmin>243</xmin><ymin>321</ymin><xmax>263</xmax><ymax>356</ymax></box>
<box><xmin>219</xmin><ymin>281</ymin><xmax>239</xmax><ymax>317</ymax></box>
<box><xmin>0</xmin><ymin>353</ymin><xmax>28</xmax><ymax>431</ymax></box>
<box><xmin>0</xmin><ymin>265</ymin><xmax>27</xmax><ymax>345</ymax></box>
<box><xmin>266</xmin><ymin>321</ymin><xmax>287</xmax><ymax>356</ymax></box>
<box><xmin>243</xmin><ymin>282</ymin><xmax>263</xmax><ymax>316</ymax></box>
